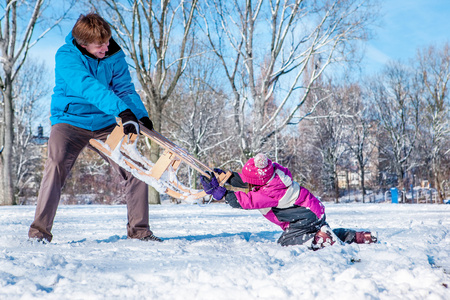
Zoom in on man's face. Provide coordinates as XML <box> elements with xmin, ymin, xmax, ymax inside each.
<box><xmin>82</xmin><ymin>41</ymin><xmax>109</xmax><ymax>59</ymax></box>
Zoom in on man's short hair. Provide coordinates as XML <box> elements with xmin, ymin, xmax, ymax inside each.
<box><xmin>72</xmin><ymin>13</ymin><xmax>111</xmax><ymax>45</ymax></box>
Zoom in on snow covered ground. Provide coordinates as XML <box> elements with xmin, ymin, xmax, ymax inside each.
<box><xmin>1</xmin><ymin>202</ymin><xmax>449</xmax><ymax>300</ymax></box>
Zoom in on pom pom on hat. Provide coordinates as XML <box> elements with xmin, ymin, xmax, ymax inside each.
<box><xmin>240</xmin><ymin>153</ymin><xmax>274</xmax><ymax>185</ymax></box>
<box><xmin>254</xmin><ymin>153</ymin><xmax>269</xmax><ymax>168</ymax></box>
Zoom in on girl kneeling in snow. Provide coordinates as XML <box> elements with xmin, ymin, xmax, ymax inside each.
<box><xmin>200</xmin><ymin>153</ymin><xmax>377</xmax><ymax>250</ymax></box>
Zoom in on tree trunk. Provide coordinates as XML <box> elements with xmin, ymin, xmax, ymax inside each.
<box><xmin>1</xmin><ymin>73</ymin><xmax>15</xmax><ymax>205</ymax></box>
<box><xmin>334</xmin><ymin>171</ymin><xmax>340</xmax><ymax>203</ymax></box>
<box><xmin>148</xmin><ymin>139</ymin><xmax>161</xmax><ymax>204</ymax></box>
<box><xmin>360</xmin><ymin>167</ymin><xmax>366</xmax><ymax>203</ymax></box>
<box><xmin>147</xmin><ymin>102</ymin><xmax>163</xmax><ymax>205</ymax></box>
<box><xmin>433</xmin><ymin>161</ymin><xmax>444</xmax><ymax>204</ymax></box>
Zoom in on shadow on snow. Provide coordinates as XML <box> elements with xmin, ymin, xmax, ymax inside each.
<box><xmin>164</xmin><ymin>230</ymin><xmax>280</xmax><ymax>242</ymax></box>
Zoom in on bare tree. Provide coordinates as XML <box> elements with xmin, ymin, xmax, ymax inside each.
<box><xmin>287</xmin><ymin>124</ymin><xmax>318</xmax><ymax>189</ymax></box>
<box><xmin>343</xmin><ymin>84</ymin><xmax>377</xmax><ymax>203</ymax></box>
<box><xmin>12</xmin><ymin>60</ymin><xmax>49</xmax><ymax>203</ymax></box>
<box><xmin>368</xmin><ymin>61</ymin><xmax>420</xmax><ymax>190</ymax></box>
<box><xmin>346</xmin><ymin>111</ymin><xmax>372</xmax><ymax>203</ymax></box>
<box><xmin>416</xmin><ymin>43</ymin><xmax>450</xmax><ymax>203</ymax></box>
<box><xmin>163</xmin><ymin>53</ymin><xmax>232</xmax><ymax>189</ymax></box>
<box><xmin>90</xmin><ymin>0</ymin><xmax>199</xmax><ymax>204</ymax></box>
<box><xmin>0</xmin><ymin>0</ymin><xmax>72</xmax><ymax>205</ymax></box>
<box><xmin>306</xmin><ymin>83</ymin><xmax>349</xmax><ymax>203</ymax></box>
<box><xmin>199</xmin><ymin>0</ymin><xmax>377</xmax><ymax>159</ymax></box>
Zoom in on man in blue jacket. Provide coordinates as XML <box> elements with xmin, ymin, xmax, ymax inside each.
<box><xmin>28</xmin><ymin>13</ymin><xmax>161</xmax><ymax>243</ymax></box>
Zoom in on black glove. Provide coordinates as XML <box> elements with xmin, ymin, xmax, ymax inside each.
<box><xmin>119</xmin><ymin>109</ymin><xmax>139</xmax><ymax>135</ymax></box>
<box><xmin>140</xmin><ymin>116</ymin><xmax>154</xmax><ymax>131</ymax></box>
<box><xmin>213</xmin><ymin>168</ymin><xmax>225</xmax><ymax>175</ymax></box>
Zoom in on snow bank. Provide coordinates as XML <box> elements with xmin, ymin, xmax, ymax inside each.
<box><xmin>1</xmin><ymin>203</ymin><xmax>449</xmax><ymax>299</ymax></box>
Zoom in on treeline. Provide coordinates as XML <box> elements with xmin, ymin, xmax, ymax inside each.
<box><xmin>1</xmin><ymin>1</ymin><xmax>448</xmax><ymax>205</ymax></box>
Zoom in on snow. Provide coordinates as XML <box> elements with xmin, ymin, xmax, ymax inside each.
<box><xmin>1</xmin><ymin>202</ymin><xmax>449</xmax><ymax>299</ymax></box>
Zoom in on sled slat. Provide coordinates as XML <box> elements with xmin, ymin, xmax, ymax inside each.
<box><xmin>151</xmin><ymin>150</ymin><xmax>175</xmax><ymax>180</ymax></box>
<box><xmin>140</xmin><ymin>124</ymin><xmax>212</xmax><ymax>177</ymax></box>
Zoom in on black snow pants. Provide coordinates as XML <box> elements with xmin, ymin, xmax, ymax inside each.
<box><xmin>276</xmin><ymin>206</ymin><xmax>326</xmax><ymax>246</ymax></box>
<box><xmin>275</xmin><ymin>206</ymin><xmax>360</xmax><ymax>247</ymax></box>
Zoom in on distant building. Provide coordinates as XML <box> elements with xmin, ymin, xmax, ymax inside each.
<box><xmin>31</xmin><ymin>125</ymin><xmax>49</xmax><ymax>145</ymax></box>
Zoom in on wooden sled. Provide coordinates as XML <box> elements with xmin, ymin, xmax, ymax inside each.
<box><xmin>89</xmin><ymin>120</ymin><xmax>231</xmax><ymax>202</ymax></box>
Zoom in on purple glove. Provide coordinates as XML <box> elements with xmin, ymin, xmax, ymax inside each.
<box><xmin>200</xmin><ymin>174</ymin><xmax>226</xmax><ymax>200</ymax></box>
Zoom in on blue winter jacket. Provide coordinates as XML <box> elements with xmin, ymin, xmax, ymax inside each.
<box><xmin>50</xmin><ymin>32</ymin><xmax>148</xmax><ymax>131</ymax></box>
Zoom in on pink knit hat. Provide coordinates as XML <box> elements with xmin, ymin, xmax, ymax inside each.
<box><xmin>240</xmin><ymin>153</ymin><xmax>274</xmax><ymax>185</ymax></box>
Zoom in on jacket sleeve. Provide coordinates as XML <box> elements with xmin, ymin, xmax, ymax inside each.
<box><xmin>55</xmin><ymin>47</ymin><xmax>129</xmax><ymax>116</ymax></box>
<box><xmin>224</xmin><ymin>191</ymin><xmax>242</xmax><ymax>209</ymax></box>
<box><xmin>111</xmin><ymin>56</ymin><xmax>149</xmax><ymax>120</ymax></box>
<box><xmin>227</xmin><ymin>172</ymin><xmax>248</xmax><ymax>188</ymax></box>
<box><xmin>234</xmin><ymin>189</ymin><xmax>279</xmax><ymax>210</ymax></box>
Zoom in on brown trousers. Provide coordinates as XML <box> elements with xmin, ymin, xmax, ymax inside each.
<box><xmin>28</xmin><ymin>123</ymin><xmax>152</xmax><ymax>242</ymax></box>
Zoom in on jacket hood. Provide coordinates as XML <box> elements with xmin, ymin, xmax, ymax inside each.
<box><xmin>65</xmin><ymin>32</ymin><xmax>122</xmax><ymax>60</ymax></box>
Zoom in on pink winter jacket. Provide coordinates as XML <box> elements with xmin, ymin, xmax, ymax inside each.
<box><xmin>234</xmin><ymin>163</ymin><xmax>325</xmax><ymax>230</ymax></box>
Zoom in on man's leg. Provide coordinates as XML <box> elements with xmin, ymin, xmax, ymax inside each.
<box><xmin>89</xmin><ymin>127</ymin><xmax>153</xmax><ymax>239</ymax></box>
<box><xmin>29</xmin><ymin>124</ymin><xmax>90</xmax><ymax>242</ymax></box>
<box><xmin>124</xmin><ymin>175</ymin><xmax>152</xmax><ymax>239</ymax></box>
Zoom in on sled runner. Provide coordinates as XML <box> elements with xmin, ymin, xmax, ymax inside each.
<box><xmin>89</xmin><ymin>120</ymin><xmax>231</xmax><ymax>202</ymax></box>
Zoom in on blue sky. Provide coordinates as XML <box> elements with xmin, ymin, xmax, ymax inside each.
<box><xmin>32</xmin><ymin>0</ymin><xmax>450</xmax><ymax>77</ymax></box>
<box><xmin>29</xmin><ymin>0</ymin><xmax>450</xmax><ymax>134</ymax></box>
<box><xmin>364</xmin><ymin>0</ymin><xmax>450</xmax><ymax>74</ymax></box>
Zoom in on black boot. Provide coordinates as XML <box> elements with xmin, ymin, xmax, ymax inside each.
<box><xmin>140</xmin><ymin>234</ymin><xmax>163</xmax><ymax>242</ymax></box>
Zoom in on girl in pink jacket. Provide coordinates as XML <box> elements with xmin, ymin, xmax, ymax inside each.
<box><xmin>201</xmin><ymin>153</ymin><xmax>377</xmax><ymax>250</ymax></box>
